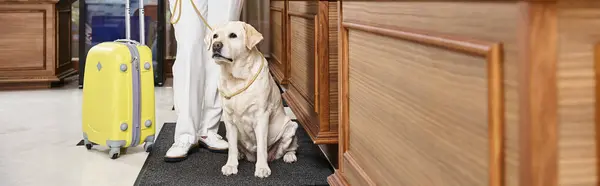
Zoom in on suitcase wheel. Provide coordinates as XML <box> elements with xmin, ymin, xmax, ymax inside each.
<box><xmin>109</xmin><ymin>147</ymin><xmax>121</xmax><ymax>159</ymax></box>
<box><xmin>144</xmin><ymin>142</ymin><xmax>154</xmax><ymax>153</ymax></box>
<box><xmin>83</xmin><ymin>139</ymin><xmax>93</xmax><ymax>150</ymax></box>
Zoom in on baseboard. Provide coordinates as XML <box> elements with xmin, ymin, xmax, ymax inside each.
<box><xmin>0</xmin><ymin>82</ymin><xmax>51</xmax><ymax>90</ymax></box>
<box><xmin>72</xmin><ymin>57</ymin><xmax>79</xmax><ymax>73</ymax></box>
<box><xmin>165</xmin><ymin>57</ymin><xmax>175</xmax><ymax>78</ymax></box>
<box><xmin>327</xmin><ymin>171</ymin><xmax>349</xmax><ymax>186</ymax></box>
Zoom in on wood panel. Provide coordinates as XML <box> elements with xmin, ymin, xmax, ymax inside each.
<box><xmin>269</xmin><ymin>0</ymin><xmax>288</xmax><ymax>84</ymax></box>
<box><xmin>342</xmin><ymin>153</ymin><xmax>374</xmax><ymax>186</ymax></box>
<box><xmin>271</xmin><ymin>0</ymin><xmax>284</xmax><ymax>9</ymax></box>
<box><xmin>329</xmin><ymin>1</ymin><xmax>600</xmax><ymax>186</ymax></box>
<box><xmin>557</xmin><ymin>1</ymin><xmax>600</xmax><ymax>185</ymax></box>
<box><xmin>282</xmin><ymin>0</ymin><xmax>339</xmax><ymax>145</ymax></box>
<box><xmin>269</xmin><ymin>7</ymin><xmax>285</xmax><ymax>81</ymax></box>
<box><xmin>0</xmin><ymin>10</ymin><xmax>46</xmax><ymax>71</ymax></box>
<box><xmin>288</xmin><ymin>15</ymin><xmax>316</xmax><ymax>103</ymax></box>
<box><xmin>56</xmin><ymin>0</ymin><xmax>76</xmax><ymax>79</ymax></box>
<box><xmin>288</xmin><ymin>1</ymin><xmax>317</xmax><ymax>15</ymax></box>
<box><xmin>0</xmin><ymin>1</ymin><xmax>74</xmax><ymax>90</ymax></box>
<box><xmin>336</xmin><ymin>2</ymin><xmax>519</xmax><ymax>186</ymax></box>
<box><xmin>327</xmin><ymin>1</ymin><xmax>339</xmax><ymax>132</ymax></box>
<box><xmin>517</xmin><ymin>2</ymin><xmax>559</xmax><ymax>186</ymax></box>
<box><xmin>596</xmin><ymin>44</ymin><xmax>600</xmax><ymax>186</ymax></box>
<box><xmin>329</xmin><ymin>1</ymin><xmax>521</xmax><ymax>186</ymax></box>
<box><xmin>344</xmin><ymin>26</ymin><xmax>503</xmax><ymax>186</ymax></box>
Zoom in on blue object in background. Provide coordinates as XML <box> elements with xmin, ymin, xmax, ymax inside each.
<box><xmin>90</xmin><ymin>16</ymin><xmax>150</xmax><ymax>46</ymax></box>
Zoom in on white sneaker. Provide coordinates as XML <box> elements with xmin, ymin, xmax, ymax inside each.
<box><xmin>164</xmin><ymin>140</ymin><xmax>197</xmax><ymax>162</ymax></box>
<box><xmin>199</xmin><ymin>132</ymin><xmax>229</xmax><ymax>153</ymax></box>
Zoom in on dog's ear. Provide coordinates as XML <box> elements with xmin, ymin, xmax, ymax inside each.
<box><xmin>244</xmin><ymin>23</ymin><xmax>263</xmax><ymax>50</ymax></box>
<box><xmin>204</xmin><ymin>30</ymin><xmax>213</xmax><ymax>51</ymax></box>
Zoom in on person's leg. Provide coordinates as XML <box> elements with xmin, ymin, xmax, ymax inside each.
<box><xmin>165</xmin><ymin>0</ymin><xmax>208</xmax><ymax>162</ymax></box>
<box><xmin>198</xmin><ymin>0</ymin><xmax>245</xmax><ymax>152</ymax></box>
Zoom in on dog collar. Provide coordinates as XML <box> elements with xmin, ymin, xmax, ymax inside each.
<box><xmin>218</xmin><ymin>53</ymin><xmax>266</xmax><ymax>100</ymax></box>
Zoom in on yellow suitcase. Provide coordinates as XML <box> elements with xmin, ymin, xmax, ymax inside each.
<box><xmin>81</xmin><ymin>1</ymin><xmax>155</xmax><ymax>159</ymax></box>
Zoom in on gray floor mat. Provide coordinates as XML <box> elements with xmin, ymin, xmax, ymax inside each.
<box><xmin>134</xmin><ymin>123</ymin><xmax>333</xmax><ymax>186</ymax></box>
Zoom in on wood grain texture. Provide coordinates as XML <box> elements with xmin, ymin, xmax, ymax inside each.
<box><xmin>337</xmin><ymin>0</ymin><xmax>349</xmax><ymax>174</ymax></box>
<box><xmin>488</xmin><ymin>43</ymin><xmax>505</xmax><ymax>186</ymax></box>
<box><xmin>288</xmin><ymin>15</ymin><xmax>316</xmax><ymax>103</ymax></box>
<box><xmin>596</xmin><ymin>43</ymin><xmax>600</xmax><ymax>186</ymax></box>
<box><xmin>55</xmin><ymin>0</ymin><xmax>76</xmax><ymax>79</ymax></box>
<box><xmin>328</xmin><ymin>1</ymin><xmax>339</xmax><ymax>133</ymax></box>
<box><xmin>517</xmin><ymin>2</ymin><xmax>558</xmax><ymax>186</ymax></box>
<box><xmin>594</xmin><ymin>43</ymin><xmax>600</xmax><ymax>185</ymax></box>
<box><xmin>557</xmin><ymin>1</ymin><xmax>600</xmax><ymax>185</ymax></box>
<box><xmin>284</xmin><ymin>0</ymin><xmax>292</xmax><ymax>86</ymax></box>
<box><xmin>343</xmin><ymin>153</ymin><xmax>375</xmax><ymax>186</ymax></box>
<box><xmin>0</xmin><ymin>1</ymin><xmax>71</xmax><ymax>89</ymax></box>
<box><xmin>0</xmin><ymin>10</ymin><xmax>46</xmax><ymax>71</ymax></box>
<box><xmin>288</xmin><ymin>0</ymin><xmax>318</xmax><ymax>15</ymax></box>
<box><xmin>345</xmin><ymin>28</ymin><xmax>492</xmax><ymax>185</ymax></box>
<box><xmin>0</xmin><ymin>81</ymin><xmax>50</xmax><ymax>90</ymax></box>
<box><xmin>340</xmin><ymin>2</ymin><xmax>520</xmax><ymax>185</ymax></box>
<box><xmin>271</xmin><ymin>0</ymin><xmax>284</xmax><ymax>9</ymax></box>
<box><xmin>56</xmin><ymin>4</ymin><xmax>72</xmax><ymax>71</ymax></box>
<box><xmin>284</xmin><ymin>0</ymin><xmax>339</xmax><ymax>144</ymax></box>
<box><xmin>327</xmin><ymin>171</ymin><xmax>349</xmax><ymax>186</ymax></box>
<box><xmin>333</xmin><ymin>1</ymin><xmax>600</xmax><ymax>186</ymax></box>
<box><xmin>315</xmin><ymin>1</ymin><xmax>327</xmax><ymax>115</ymax></box>
<box><xmin>286</xmin><ymin>0</ymin><xmax>317</xmax><ymax>103</ymax></box>
<box><xmin>269</xmin><ymin>1</ymin><xmax>288</xmax><ymax>84</ymax></box>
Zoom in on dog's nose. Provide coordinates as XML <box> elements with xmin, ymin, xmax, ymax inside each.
<box><xmin>212</xmin><ymin>42</ymin><xmax>223</xmax><ymax>51</ymax></box>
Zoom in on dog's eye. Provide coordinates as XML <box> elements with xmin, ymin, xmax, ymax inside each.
<box><xmin>213</xmin><ymin>34</ymin><xmax>218</xmax><ymax>39</ymax></box>
<box><xmin>229</xmin><ymin>33</ymin><xmax>237</xmax><ymax>38</ymax></box>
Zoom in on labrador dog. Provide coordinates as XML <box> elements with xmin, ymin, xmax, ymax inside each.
<box><xmin>205</xmin><ymin>21</ymin><xmax>299</xmax><ymax>178</ymax></box>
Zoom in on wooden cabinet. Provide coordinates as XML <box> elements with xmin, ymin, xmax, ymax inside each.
<box><xmin>0</xmin><ymin>0</ymin><xmax>76</xmax><ymax>90</ymax></box>
<box><xmin>269</xmin><ymin>0</ymin><xmax>289</xmax><ymax>84</ymax></box>
<box><xmin>276</xmin><ymin>0</ymin><xmax>339</xmax><ymax>145</ymax></box>
<box><xmin>328</xmin><ymin>0</ymin><xmax>600</xmax><ymax>186</ymax></box>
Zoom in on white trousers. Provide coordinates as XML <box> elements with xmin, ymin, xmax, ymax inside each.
<box><xmin>169</xmin><ymin>0</ymin><xmax>245</xmax><ymax>144</ymax></box>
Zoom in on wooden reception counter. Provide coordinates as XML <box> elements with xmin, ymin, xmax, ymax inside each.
<box><xmin>0</xmin><ymin>0</ymin><xmax>75</xmax><ymax>90</ymax></box>
<box><xmin>325</xmin><ymin>0</ymin><xmax>600</xmax><ymax>186</ymax></box>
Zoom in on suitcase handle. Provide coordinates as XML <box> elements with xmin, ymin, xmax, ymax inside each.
<box><xmin>125</xmin><ymin>0</ymin><xmax>145</xmax><ymax>45</ymax></box>
<box><xmin>115</xmin><ymin>39</ymin><xmax>141</xmax><ymax>46</ymax></box>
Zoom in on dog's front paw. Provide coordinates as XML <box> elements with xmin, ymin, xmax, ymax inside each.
<box><xmin>221</xmin><ymin>164</ymin><xmax>238</xmax><ymax>176</ymax></box>
<box><xmin>254</xmin><ymin>165</ymin><xmax>271</xmax><ymax>178</ymax></box>
<box><xmin>283</xmin><ymin>152</ymin><xmax>297</xmax><ymax>163</ymax></box>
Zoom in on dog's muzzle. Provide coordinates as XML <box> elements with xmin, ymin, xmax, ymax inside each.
<box><xmin>211</xmin><ymin>41</ymin><xmax>233</xmax><ymax>62</ymax></box>
<box><xmin>212</xmin><ymin>53</ymin><xmax>233</xmax><ymax>62</ymax></box>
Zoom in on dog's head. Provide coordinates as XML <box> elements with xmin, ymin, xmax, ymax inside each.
<box><xmin>205</xmin><ymin>21</ymin><xmax>263</xmax><ymax>65</ymax></box>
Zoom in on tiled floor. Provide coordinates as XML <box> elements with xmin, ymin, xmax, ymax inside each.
<box><xmin>0</xmin><ymin>78</ymin><xmax>296</xmax><ymax>186</ymax></box>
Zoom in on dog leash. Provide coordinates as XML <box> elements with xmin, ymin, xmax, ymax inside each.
<box><xmin>169</xmin><ymin>0</ymin><xmax>266</xmax><ymax>100</ymax></box>
<box><xmin>169</xmin><ymin>0</ymin><xmax>212</xmax><ymax>30</ymax></box>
